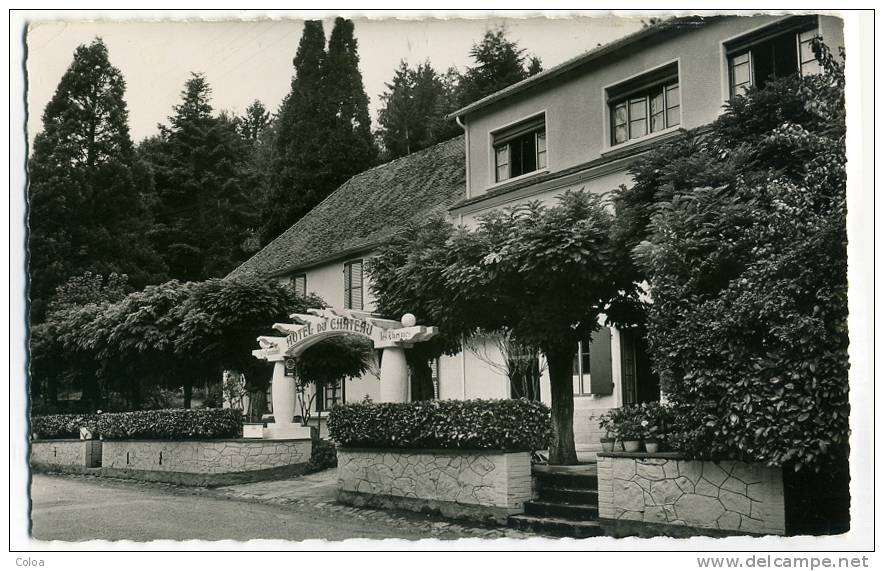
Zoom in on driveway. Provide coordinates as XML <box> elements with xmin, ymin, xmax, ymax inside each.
<box><xmin>29</xmin><ymin>471</ymin><xmax>534</xmax><ymax>542</ymax></box>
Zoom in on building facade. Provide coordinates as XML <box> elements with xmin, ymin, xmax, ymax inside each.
<box><xmin>230</xmin><ymin>14</ymin><xmax>844</xmax><ymax>459</ymax></box>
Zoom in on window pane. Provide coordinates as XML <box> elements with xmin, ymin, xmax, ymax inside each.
<box><xmin>666</xmin><ymin>104</ymin><xmax>681</xmax><ymax>128</ymax></box>
<box><xmin>613</xmin><ymin>103</ymin><xmax>627</xmax><ymax>126</ymax></box>
<box><xmin>614</xmin><ymin>124</ymin><xmax>628</xmax><ymax>144</ymax></box>
<box><xmin>629</xmin><ymin>117</ymin><xmax>647</xmax><ymax>139</ymax></box>
<box><xmin>650</xmin><ymin>89</ymin><xmax>665</xmax><ymax>132</ymax></box>
<box><xmin>629</xmin><ymin>98</ymin><xmax>647</xmax><ymax>120</ymax></box>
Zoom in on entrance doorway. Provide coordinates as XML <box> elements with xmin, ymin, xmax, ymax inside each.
<box><xmin>619</xmin><ymin>328</ymin><xmax>660</xmax><ymax>405</ymax></box>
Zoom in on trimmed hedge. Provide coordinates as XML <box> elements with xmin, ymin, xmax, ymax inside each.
<box><xmin>96</xmin><ymin>408</ymin><xmax>243</xmax><ymax>440</ymax></box>
<box><xmin>327</xmin><ymin>398</ymin><xmax>551</xmax><ymax>451</ymax></box>
<box><xmin>31</xmin><ymin>413</ymin><xmax>99</xmax><ymax>439</ymax></box>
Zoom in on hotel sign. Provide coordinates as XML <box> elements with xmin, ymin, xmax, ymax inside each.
<box><xmin>253</xmin><ymin>308</ymin><xmax>439</xmax><ymax>362</ymax></box>
<box><xmin>284</xmin><ymin>316</ymin><xmax>375</xmax><ymax>351</ymax></box>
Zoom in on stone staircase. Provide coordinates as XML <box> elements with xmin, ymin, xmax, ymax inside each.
<box><xmin>508</xmin><ymin>463</ymin><xmax>604</xmax><ymax>538</ymax></box>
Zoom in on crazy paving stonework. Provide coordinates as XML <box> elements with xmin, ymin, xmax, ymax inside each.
<box><xmin>598</xmin><ymin>455</ymin><xmax>785</xmax><ymax>535</ymax></box>
<box><xmin>102</xmin><ymin>439</ymin><xmax>312</xmax><ymax>474</ymax></box>
<box><xmin>337</xmin><ymin>449</ymin><xmax>532</xmax><ymax>523</ymax></box>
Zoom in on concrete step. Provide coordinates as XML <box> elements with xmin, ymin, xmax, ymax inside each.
<box><xmin>507</xmin><ymin>514</ymin><xmax>605</xmax><ymax>538</ymax></box>
<box><xmin>533</xmin><ymin>466</ymin><xmax>598</xmax><ymax>489</ymax></box>
<box><xmin>536</xmin><ymin>486</ymin><xmax>598</xmax><ymax>505</ymax></box>
<box><xmin>524</xmin><ymin>500</ymin><xmax>599</xmax><ymax>521</ymax></box>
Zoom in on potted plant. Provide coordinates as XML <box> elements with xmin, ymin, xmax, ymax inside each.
<box><xmin>598</xmin><ymin>412</ymin><xmax>616</xmax><ymax>453</ymax></box>
<box><xmin>640</xmin><ymin>401</ymin><xmax>670</xmax><ymax>453</ymax></box>
<box><xmin>612</xmin><ymin>405</ymin><xmax>643</xmax><ymax>452</ymax></box>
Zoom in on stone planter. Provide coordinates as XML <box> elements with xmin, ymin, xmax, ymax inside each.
<box><xmin>30</xmin><ymin>439</ymin><xmax>102</xmax><ymax>471</ymax></box>
<box><xmin>99</xmin><ymin>438</ymin><xmax>313</xmax><ymax>486</ymax></box>
<box><xmin>597</xmin><ymin>452</ymin><xmax>785</xmax><ymax>536</ymax></box>
<box><xmin>336</xmin><ymin>448</ymin><xmax>532</xmax><ymax>524</ymax></box>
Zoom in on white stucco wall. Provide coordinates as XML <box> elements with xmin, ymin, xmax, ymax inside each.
<box><xmin>463</xmin><ymin>15</ymin><xmax>844</xmax><ymax>196</ymax></box>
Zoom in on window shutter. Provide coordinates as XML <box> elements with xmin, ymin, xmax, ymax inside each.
<box><xmin>588</xmin><ymin>327</ymin><xmax>613</xmax><ymax>395</ymax></box>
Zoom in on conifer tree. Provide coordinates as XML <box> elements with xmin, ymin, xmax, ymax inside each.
<box><xmin>28</xmin><ymin>38</ymin><xmax>165</xmax><ymax>322</ymax></box>
<box><xmin>146</xmin><ymin>73</ymin><xmax>254</xmax><ymax>280</ymax></box>
<box><xmin>260</xmin><ymin>18</ymin><xmax>376</xmax><ymax>244</ymax></box>
<box><xmin>458</xmin><ymin>26</ymin><xmax>543</xmax><ymax>106</ymax></box>
<box><xmin>322</xmin><ymin>17</ymin><xmax>376</xmax><ymax>171</ymax></box>
<box><xmin>377</xmin><ymin>61</ymin><xmax>461</xmax><ymax>160</ymax></box>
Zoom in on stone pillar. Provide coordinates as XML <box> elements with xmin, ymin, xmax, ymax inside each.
<box><xmin>264</xmin><ymin>359</ymin><xmax>311</xmax><ymax>439</ymax></box>
<box><xmin>379</xmin><ymin>346</ymin><xmax>409</xmax><ymax>402</ymax></box>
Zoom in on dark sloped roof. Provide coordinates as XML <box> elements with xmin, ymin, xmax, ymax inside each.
<box><xmin>228</xmin><ymin>135</ymin><xmax>465</xmax><ymax>280</ymax></box>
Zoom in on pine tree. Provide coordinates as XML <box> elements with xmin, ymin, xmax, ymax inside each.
<box><xmin>377</xmin><ymin>61</ymin><xmax>462</xmax><ymax>160</ymax></box>
<box><xmin>458</xmin><ymin>26</ymin><xmax>543</xmax><ymax>106</ymax></box>
<box><xmin>146</xmin><ymin>73</ymin><xmax>255</xmax><ymax>280</ymax></box>
<box><xmin>27</xmin><ymin>37</ymin><xmax>165</xmax><ymax>323</ymax></box>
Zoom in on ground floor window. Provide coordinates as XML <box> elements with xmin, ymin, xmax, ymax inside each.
<box><xmin>316</xmin><ymin>378</ymin><xmax>344</xmax><ymax>412</ymax></box>
<box><xmin>572</xmin><ymin>327</ymin><xmax>613</xmax><ymax>396</ymax></box>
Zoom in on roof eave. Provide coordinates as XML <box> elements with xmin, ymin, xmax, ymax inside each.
<box><xmin>447</xmin><ymin>17</ymin><xmax>710</xmax><ymax>121</ymax></box>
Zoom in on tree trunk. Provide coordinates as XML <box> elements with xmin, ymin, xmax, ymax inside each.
<box><xmin>183</xmin><ymin>378</ymin><xmax>193</xmax><ymax>409</ymax></box>
<box><xmin>546</xmin><ymin>346</ymin><xmax>579</xmax><ymax>465</ymax></box>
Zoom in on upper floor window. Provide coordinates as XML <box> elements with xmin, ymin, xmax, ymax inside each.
<box><xmin>608</xmin><ymin>63</ymin><xmax>680</xmax><ymax>146</ymax></box>
<box><xmin>344</xmin><ymin>259</ymin><xmax>363</xmax><ymax>310</ymax></box>
<box><xmin>493</xmin><ymin>114</ymin><xmax>547</xmax><ymax>183</ymax></box>
<box><xmin>290</xmin><ymin>273</ymin><xmax>306</xmax><ymax>297</ymax></box>
<box><xmin>727</xmin><ymin>18</ymin><xmax>820</xmax><ymax>98</ymax></box>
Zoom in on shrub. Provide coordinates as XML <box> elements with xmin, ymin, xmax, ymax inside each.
<box><xmin>308</xmin><ymin>438</ymin><xmax>338</xmax><ymax>471</ymax></box>
<box><xmin>618</xmin><ymin>43</ymin><xmax>848</xmax><ymax>470</ymax></box>
<box><xmin>327</xmin><ymin>398</ymin><xmax>551</xmax><ymax>451</ymax></box>
<box><xmin>96</xmin><ymin>408</ymin><xmax>242</xmax><ymax>440</ymax></box>
<box><xmin>31</xmin><ymin>413</ymin><xmax>99</xmax><ymax>439</ymax></box>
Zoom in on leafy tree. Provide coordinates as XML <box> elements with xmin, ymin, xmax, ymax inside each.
<box><xmin>377</xmin><ymin>61</ymin><xmax>461</xmax><ymax>160</ymax></box>
<box><xmin>619</xmin><ymin>42</ymin><xmax>847</xmax><ymax>473</ymax></box>
<box><xmin>27</xmin><ymin>37</ymin><xmax>165</xmax><ymax>322</ymax></box>
<box><xmin>370</xmin><ymin>194</ymin><xmax>638</xmax><ymax>463</ymax></box>
<box><xmin>458</xmin><ymin>26</ymin><xmax>543</xmax><ymax>106</ymax></box>
<box><xmin>145</xmin><ymin>73</ymin><xmax>255</xmax><ymax>280</ymax></box>
<box><xmin>30</xmin><ymin>272</ymin><xmax>132</xmax><ymax>411</ymax></box>
<box><xmin>369</xmin><ymin>217</ymin><xmax>465</xmax><ymax>401</ymax></box>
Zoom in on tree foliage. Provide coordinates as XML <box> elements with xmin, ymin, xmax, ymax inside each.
<box><xmin>261</xmin><ymin>18</ymin><xmax>377</xmax><ymax>244</ymax></box>
<box><xmin>376</xmin><ymin>61</ymin><xmax>462</xmax><ymax>160</ymax></box>
<box><xmin>143</xmin><ymin>73</ymin><xmax>256</xmax><ymax>281</ymax></box>
<box><xmin>619</xmin><ymin>42</ymin><xmax>847</xmax><ymax>470</ymax></box>
<box><xmin>458</xmin><ymin>25</ymin><xmax>543</xmax><ymax>106</ymax></box>
<box><xmin>28</xmin><ymin>38</ymin><xmax>166</xmax><ymax>322</ymax></box>
<box><xmin>370</xmin><ymin>192</ymin><xmax>637</xmax><ymax>463</ymax></box>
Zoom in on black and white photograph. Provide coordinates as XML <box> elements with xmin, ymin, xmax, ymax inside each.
<box><xmin>8</xmin><ymin>6</ymin><xmax>876</xmax><ymax>562</ymax></box>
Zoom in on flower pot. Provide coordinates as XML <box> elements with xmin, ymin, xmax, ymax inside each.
<box><xmin>623</xmin><ymin>440</ymin><xmax>641</xmax><ymax>453</ymax></box>
<box><xmin>644</xmin><ymin>440</ymin><xmax>660</xmax><ymax>454</ymax></box>
<box><xmin>600</xmin><ymin>438</ymin><xmax>615</xmax><ymax>453</ymax></box>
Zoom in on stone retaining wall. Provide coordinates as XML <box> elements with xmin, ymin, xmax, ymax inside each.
<box><xmin>337</xmin><ymin>448</ymin><xmax>532</xmax><ymax>524</ymax></box>
<box><xmin>598</xmin><ymin>453</ymin><xmax>785</xmax><ymax>536</ymax></box>
<box><xmin>30</xmin><ymin>439</ymin><xmax>102</xmax><ymax>471</ymax></box>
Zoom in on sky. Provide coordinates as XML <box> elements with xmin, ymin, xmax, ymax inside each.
<box><xmin>25</xmin><ymin>15</ymin><xmax>644</xmax><ymax>145</ymax></box>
